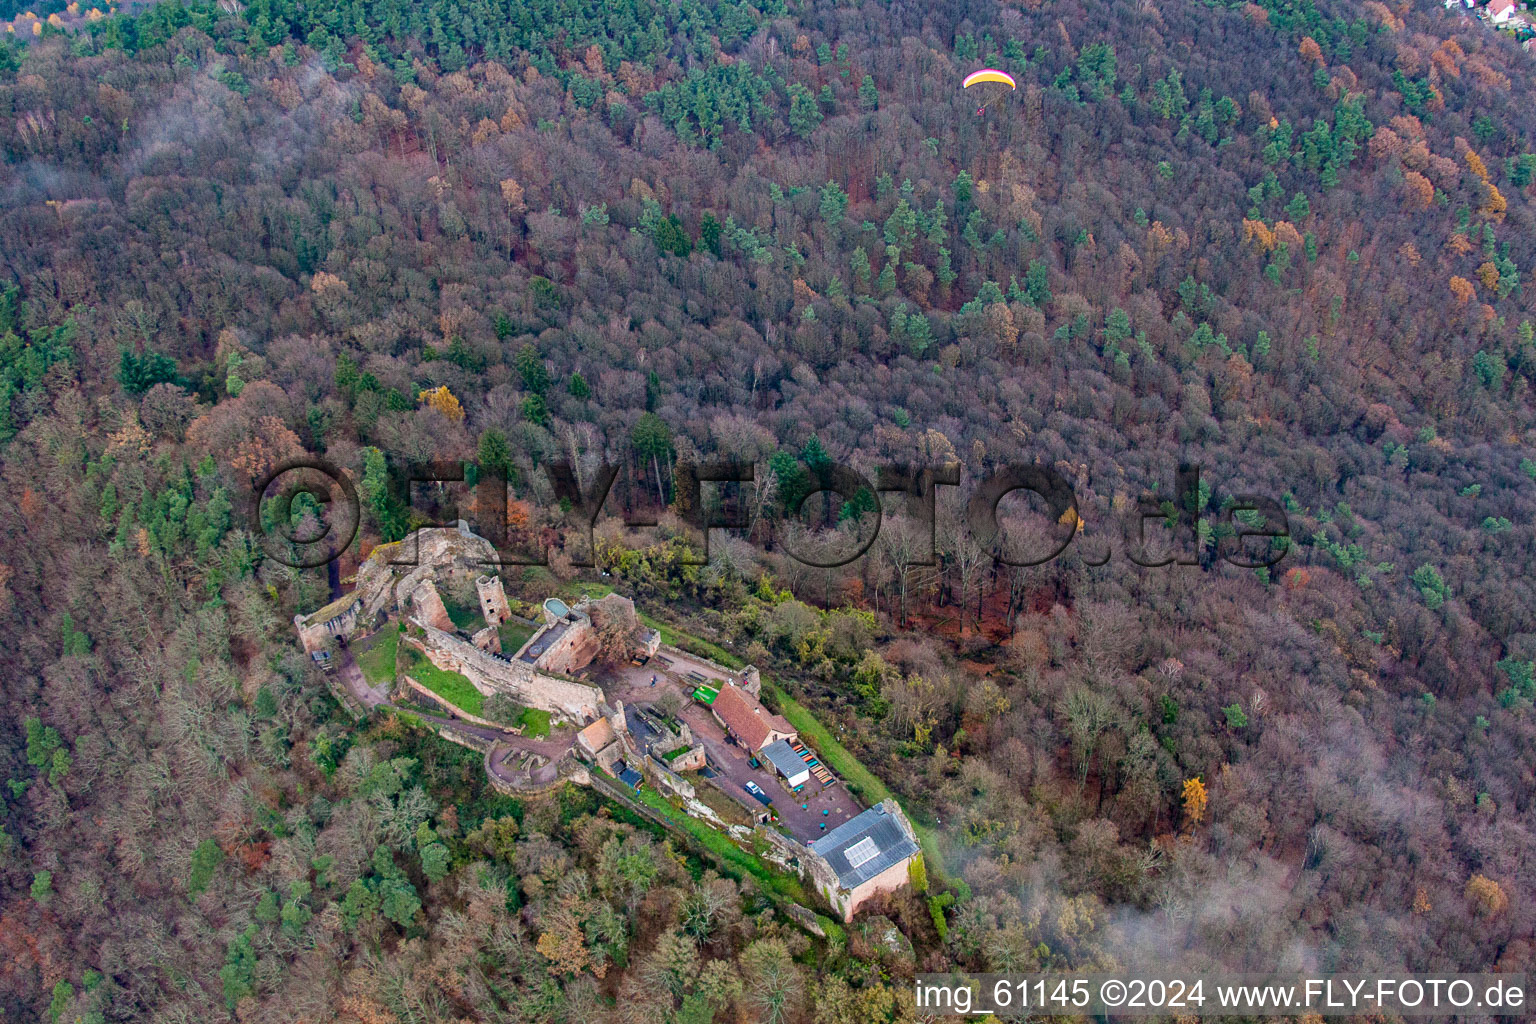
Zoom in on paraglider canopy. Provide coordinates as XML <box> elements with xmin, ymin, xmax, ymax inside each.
<box><xmin>962</xmin><ymin>68</ymin><xmax>1018</xmax><ymax>90</ymax></box>
<box><xmin>963</xmin><ymin>68</ymin><xmax>1016</xmax><ymax>115</ymax></box>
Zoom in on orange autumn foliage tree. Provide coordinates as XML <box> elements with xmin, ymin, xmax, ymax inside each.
<box><xmin>1477</xmin><ymin>262</ymin><xmax>1500</xmax><ymax>292</ymax></box>
<box><xmin>1430</xmin><ymin>44</ymin><xmax>1460</xmax><ymax>79</ymax></box>
<box><xmin>1480</xmin><ymin>182</ymin><xmax>1507</xmax><ymax>218</ymax></box>
<box><xmin>1299</xmin><ymin>36</ymin><xmax>1324</xmax><ymax>66</ymax></box>
<box><xmin>1272</xmin><ymin>220</ymin><xmax>1304</xmax><ymax>250</ymax></box>
<box><xmin>1402</xmin><ymin>170</ymin><xmax>1434</xmax><ymax>211</ymax></box>
<box><xmin>536</xmin><ymin>899</ymin><xmax>601</xmax><ymax>978</ymax></box>
<box><xmin>1242</xmin><ymin>218</ymin><xmax>1276</xmax><ymax>251</ymax></box>
<box><xmin>186</xmin><ymin>381</ymin><xmax>304</xmax><ymax>484</ymax></box>
<box><xmin>1464</xmin><ymin>149</ymin><xmax>1489</xmax><ymax>182</ymax></box>
<box><xmin>1241</xmin><ymin>1</ymin><xmax>1270</xmax><ymax>24</ymax></box>
<box><xmin>582</xmin><ymin>43</ymin><xmax>605</xmax><ymax>78</ymax></box>
<box><xmin>1449</xmin><ymin>276</ymin><xmax>1476</xmax><ymax>306</ymax></box>
<box><xmin>1363</xmin><ymin>0</ymin><xmax>1402</xmax><ymax>30</ymax></box>
<box><xmin>499</xmin><ymin>177</ymin><xmax>526</xmax><ymax>212</ymax></box>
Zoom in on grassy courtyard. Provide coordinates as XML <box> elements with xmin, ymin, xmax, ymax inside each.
<box><xmin>518</xmin><ymin>707</ymin><xmax>551</xmax><ymax>737</ymax></box>
<box><xmin>498</xmin><ymin>620</ymin><xmax>535</xmax><ymax>655</ymax></box>
<box><xmin>403</xmin><ymin>646</ymin><xmax>484</xmax><ymax>717</ymax></box>
<box><xmin>352</xmin><ymin>627</ymin><xmax>399</xmax><ymax>686</ymax></box>
<box><xmin>443</xmin><ymin>596</ymin><xmax>485</xmax><ymax>631</ymax></box>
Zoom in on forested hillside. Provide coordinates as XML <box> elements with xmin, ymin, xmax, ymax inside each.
<box><xmin>2</xmin><ymin>0</ymin><xmax>1536</xmax><ymax>1018</ymax></box>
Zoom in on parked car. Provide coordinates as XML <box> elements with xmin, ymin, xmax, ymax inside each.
<box><xmin>744</xmin><ymin>781</ymin><xmax>772</xmax><ymax>806</ymax></box>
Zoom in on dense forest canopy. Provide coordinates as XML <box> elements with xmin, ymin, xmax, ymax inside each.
<box><xmin>2</xmin><ymin>0</ymin><xmax>1536</xmax><ymax>1018</ymax></box>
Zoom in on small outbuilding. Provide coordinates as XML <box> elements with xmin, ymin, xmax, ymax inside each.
<box><xmin>762</xmin><ymin>737</ymin><xmax>810</xmax><ymax>788</ymax></box>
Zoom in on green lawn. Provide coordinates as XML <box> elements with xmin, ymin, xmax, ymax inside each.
<box><xmin>768</xmin><ymin>683</ymin><xmax>949</xmax><ymax>885</ymax></box>
<box><xmin>403</xmin><ymin>647</ymin><xmax>484</xmax><ymax>716</ymax></box>
<box><xmin>353</xmin><ymin>627</ymin><xmax>399</xmax><ymax>686</ymax></box>
<box><xmin>519</xmin><ymin>708</ymin><xmax>551</xmax><ymax>737</ymax></box>
<box><xmin>443</xmin><ymin>597</ymin><xmax>484</xmax><ymax>631</ymax></box>
<box><xmin>498</xmin><ymin>621</ymin><xmax>534</xmax><ymax>655</ymax></box>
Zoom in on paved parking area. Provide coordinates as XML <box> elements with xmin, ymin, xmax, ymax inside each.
<box><xmin>603</xmin><ymin>655</ymin><xmax>862</xmax><ymax>841</ymax></box>
<box><xmin>692</xmin><ymin>709</ymin><xmax>861</xmax><ymax>839</ymax></box>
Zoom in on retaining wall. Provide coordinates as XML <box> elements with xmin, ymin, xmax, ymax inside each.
<box><xmin>400</xmin><ymin>674</ymin><xmax>513</xmax><ymax>731</ymax></box>
<box><xmin>412</xmin><ymin>624</ymin><xmax>603</xmax><ymax>720</ymax></box>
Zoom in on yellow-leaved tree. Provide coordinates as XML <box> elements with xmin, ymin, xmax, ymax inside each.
<box><xmin>1465</xmin><ymin>874</ymin><xmax>1508</xmax><ymax>916</ymax></box>
<box><xmin>1182</xmin><ymin>777</ymin><xmax>1207</xmax><ymax>827</ymax></box>
<box><xmin>418</xmin><ymin>385</ymin><xmax>465</xmax><ymax>422</ymax></box>
<box><xmin>1464</xmin><ymin>148</ymin><xmax>1490</xmax><ymax>182</ymax></box>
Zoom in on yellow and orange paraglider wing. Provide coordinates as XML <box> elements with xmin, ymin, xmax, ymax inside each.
<box><xmin>962</xmin><ymin>69</ymin><xmax>1017</xmax><ymax>90</ymax></box>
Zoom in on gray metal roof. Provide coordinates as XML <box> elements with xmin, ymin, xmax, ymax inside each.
<box><xmin>762</xmin><ymin>738</ymin><xmax>809</xmax><ymax>780</ymax></box>
<box><xmin>810</xmin><ymin>804</ymin><xmax>919</xmax><ymax>889</ymax></box>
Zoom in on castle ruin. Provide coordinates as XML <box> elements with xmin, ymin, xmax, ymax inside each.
<box><xmin>476</xmin><ymin>574</ymin><xmax>510</xmax><ymax>624</ymax></box>
<box><xmin>296</xmin><ymin>524</ymin><xmax>657</xmax><ymax>725</ymax></box>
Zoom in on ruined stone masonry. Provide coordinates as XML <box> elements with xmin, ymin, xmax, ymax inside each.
<box><xmin>296</xmin><ymin>524</ymin><xmax>654</xmax><ymax>724</ymax></box>
<box><xmin>406</xmin><ymin>619</ymin><xmax>604</xmax><ymax>721</ymax></box>
<box><xmin>476</xmin><ymin>574</ymin><xmax>510</xmax><ymax>624</ymax></box>
<box><xmin>295</xmin><ymin>523</ymin><xmax>917</xmax><ymax>924</ymax></box>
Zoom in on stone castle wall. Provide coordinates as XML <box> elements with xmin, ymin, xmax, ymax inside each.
<box><xmin>294</xmin><ymin>597</ymin><xmax>362</xmax><ymax>653</ymax></box>
<box><xmin>352</xmin><ymin>525</ymin><xmax>499</xmax><ymax>624</ymax></box>
<box><xmin>412</xmin><ymin>623</ymin><xmax>603</xmax><ymax>721</ymax></box>
<box><xmin>400</xmin><ymin>674</ymin><xmax>510</xmax><ymax>731</ymax></box>
<box><xmin>409</xmin><ymin>581</ymin><xmax>453</xmax><ymax>632</ymax></box>
<box><xmin>644</xmin><ymin>754</ymin><xmax>698</xmax><ymax>801</ymax></box>
<box><xmin>531</xmin><ymin>618</ymin><xmax>598</xmax><ymax>675</ymax></box>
